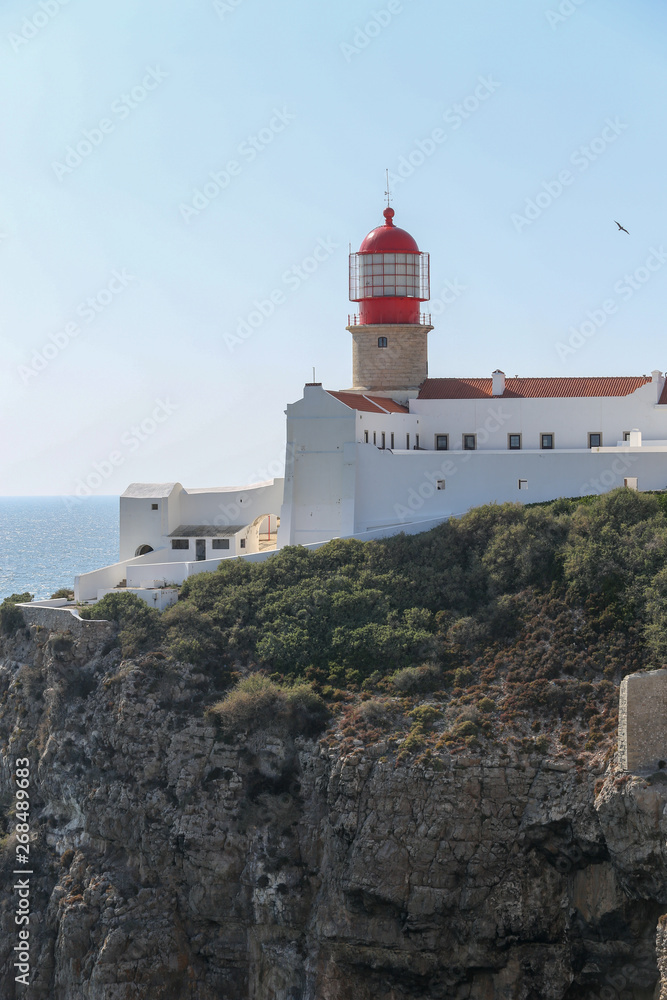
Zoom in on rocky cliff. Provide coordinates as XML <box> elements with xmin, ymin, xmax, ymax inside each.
<box><xmin>1</xmin><ymin>617</ymin><xmax>667</xmax><ymax>1000</ymax></box>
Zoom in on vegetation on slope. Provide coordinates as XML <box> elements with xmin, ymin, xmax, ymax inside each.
<box><xmin>74</xmin><ymin>488</ymin><xmax>667</xmax><ymax>757</ymax></box>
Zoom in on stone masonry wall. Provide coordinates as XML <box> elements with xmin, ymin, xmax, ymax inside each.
<box><xmin>349</xmin><ymin>323</ymin><xmax>431</xmax><ymax>391</ymax></box>
<box><xmin>18</xmin><ymin>605</ymin><xmax>115</xmax><ymax>643</ymax></box>
<box><xmin>618</xmin><ymin>668</ymin><xmax>667</xmax><ymax>771</ymax></box>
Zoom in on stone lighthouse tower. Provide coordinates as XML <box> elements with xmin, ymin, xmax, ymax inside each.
<box><xmin>347</xmin><ymin>206</ymin><xmax>432</xmax><ymax>395</ymax></box>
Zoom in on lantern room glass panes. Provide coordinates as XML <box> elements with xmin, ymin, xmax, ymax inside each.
<box><xmin>350</xmin><ymin>252</ymin><xmax>430</xmax><ymax>300</ymax></box>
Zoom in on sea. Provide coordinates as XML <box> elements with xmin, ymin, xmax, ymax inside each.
<box><xmin>0</xmin><ymin>496</ymin><xmax>120</xmax><ymax>602</ymax></box>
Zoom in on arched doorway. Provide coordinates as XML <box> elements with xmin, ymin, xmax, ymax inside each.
<box><xmin>135</xmin><ymin>544</ymin><xmax>154</xmax><ymax>556</ymax></box>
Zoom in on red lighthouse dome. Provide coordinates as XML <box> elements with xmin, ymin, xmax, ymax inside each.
<box><xmin>350</xmin><ymin>207</ymin><xmax>430</xmax><ymax>324</ymax></box>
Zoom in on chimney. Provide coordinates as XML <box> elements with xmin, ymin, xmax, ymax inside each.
<box><xmin>629</xmin><ymin>428</ymin><xmax>642</xmax><ymax>447</ymax></box>
<box><xmin>492</xmin><ymin>370</ymin><xmax>505</xmax><ymax>396</ymax></box>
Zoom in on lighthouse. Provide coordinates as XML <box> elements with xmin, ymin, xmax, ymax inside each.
<box><xmin>347</xmin><ymin>206</ymin><xmax>432</xmax><ymax>395</ymax></box>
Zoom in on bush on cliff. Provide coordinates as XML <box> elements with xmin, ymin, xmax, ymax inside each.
<box><xmin>0</xmin><ymin>593</ymin><xmax>32</xmax><ymax>636</ymax></box>
<box><xmin>208</xmin><ymin>674</ymin><xmax>329</xmax><ymax>738</ymax></box>
<box><xmin>80</xmin><ymin>592</ymin><xmax>163</xmax><ymax>658</ymax></box>
<box><xmin>167</xmin><ymin>488</ymin><xmax>667</xmax><ymax>683</ymax></box>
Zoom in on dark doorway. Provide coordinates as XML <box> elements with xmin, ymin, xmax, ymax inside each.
<box><xmin>196</xmin><ymin>539</ymin><xmax>206</xmax><ymax>561</ymax></box>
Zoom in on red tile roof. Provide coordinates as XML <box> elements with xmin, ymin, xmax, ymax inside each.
<box><xmin>327</xmin><ymin>391</ymin><xmax>409</xmax><ymax>413</ymax></box>
<box><xmin>418</xmin><ymin>377</ymin><xmax>652</xmax><ymax>400</ymax></box>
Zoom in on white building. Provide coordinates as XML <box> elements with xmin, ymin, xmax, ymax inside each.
<box><xmin>75</xmin><ymin>205</ymin><xmax>667</xmax><ymax>602</ymax></box>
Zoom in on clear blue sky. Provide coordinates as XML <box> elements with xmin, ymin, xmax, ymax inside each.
<box><xmin>2</xmin><ymin>0</ymin><xmax>666</xmax><ymax>495</ymax></box>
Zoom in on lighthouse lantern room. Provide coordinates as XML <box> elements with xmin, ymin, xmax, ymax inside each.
<box><xmin>347</xmin><ymin>207</ymin><xmax>433</xmax><ymax>396</ymax></box>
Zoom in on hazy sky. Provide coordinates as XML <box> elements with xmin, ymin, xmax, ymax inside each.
<box><xmin>2</xmin><ymin>0</ymin><xmax>666</xmax><ymax>495</ymax></box>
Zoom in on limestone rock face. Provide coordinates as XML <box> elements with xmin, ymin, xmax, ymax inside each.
<box><xmin>2</xmin><ymin>624</ymin><xmax>667</xmax><ymax>998</ymax></box>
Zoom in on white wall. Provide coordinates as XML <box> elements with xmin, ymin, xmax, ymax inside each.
<box><xmin>352</xmin><ymin>443</ymin><xmax>667</xmax><ymax>530</ymax></box>
<box><xmin>410</xmin><ymin>381</ymin><xmax>667</xmax><ymax>452</ymax></box>
<box><xmin>278</xmin><ymin>385</ymin><xmax>358</xmax><ymax>546</ymax></box>
<box><xmin>119</xmin><ymin>484</ymin><xmax>183</xmax><ymax>561</ymax></box>
<box><xmin>179</xmin><ymin>479</ymin><xmax>284</xmax><ymax>527</ymax></box>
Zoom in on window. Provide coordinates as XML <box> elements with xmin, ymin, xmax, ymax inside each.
<box><xmin>623</xmin><ymin>431</ymin><xmax>631</xmax><ymax>441</ymax></box>
<box><xmin>415</xmin><ymin>434</ymin><xmax>420</xmax><ymax>449</ymax></box>
<box><xmin>437</xmin><ymin>480</ymin><xmax>446</xmax><ymax>490</ymax></box>
<box><xmin>373</xmin><ymin>431</ymin><xmax>377</xmax><ymax>445</ymax></box>
<box><xmin>463</xmin><ymin>434</ymin><xmax>476</xmax><ymax>451</ymax></box>
<box><xmin>381</xmin><ymin>432</ymin><xmax>386</xmax><ymax>449</ymax></box>
<box><xmin>212</xmin><ymin>538</ymin><xmax>230</xmax><ymax>549</ymax></box>
<box><xmin>540</xmin><ymin>433</ymin><xmax>554</xmax><ymax>449</ymax></box>
<box><xmin>151</xmin><ymin>503</ymin><xmax>158</xmax><ymax>510</ymax></box>
<box><xmin>171</xmin><ymin>539</ymin><xmax>189</xmax><ymax>550</ymax></box>
<box><xmin>240</xmin><ymin>538</ymin><xmax>246</xmax><ymax>549</ymax></box>
<box><xmin>508</xmin><ymin>434</ymin><xmax>521</xmax><ymax>450</ymax></box>
<box><xmin>588</xmin><ymin>432</ymin><xmax>602</xmax><ymax>448</ymax></box>
<box><xmin>377</xmin><ymin>336</ymin><xmax>388</xmax><ymax>348</ymax></box>
<box><xmin>390</xmin><ymin>432</ymin><xmax>394</xmax><ymax>450</ymax></box>
<box><xmin>364</xmin><ymin>431</ymin><xmax>369</xmax><ymax>443</ymax></box>
<box><xmin>435</xmin><ymin>434</ymin><xmax>449</xmax><ymax>451</ymax></box>
<box><xmin>518</xmin><ymin>479</ymin><xmax>528</xmax><ymax>490</ymax></box>
<box><xmin>406</xmin><ymin>433</ymin><xmax>410</xmax><ymax>449</ymax></box>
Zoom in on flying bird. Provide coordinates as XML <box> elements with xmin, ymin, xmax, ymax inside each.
<box><xmin>614</xmin><ymin>220</ymin><xmax>629</xmax><ymax>234</ymax></box>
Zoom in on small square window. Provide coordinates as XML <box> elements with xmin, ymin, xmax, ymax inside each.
<box><xmin>437</xmin><ymin>480</ymin><xmax>446</xmax><ymax>490</ymax></box>
<box><xmin>240</xmin><ymin>538</ymin><xmax>246</xmax><ymax>549</ymax></box>
<box><xmin>463</xmin><ymin>434</ymin><xmax>476</xmax><ymax>451</ymax></box>
<box><xmin>151</xmin><ymin>503</ymin><xmax>158</xmax><ymax>510</ymax></box>
<box><xmin>378</xmin><ymin>336</ymin><xmax>388</xmax><ymax>348</ymax></box>
<box><xmin>171</xmin><ymin>539</ymin><xmax>189</xmax><ymax>550</ymax></box>
<box><xmin>435</xmin><ymin>434</ymin><xmax>449</xmax><ymax>451</ymax></box>
<box><xmin>508</xmin><ymin>434</ymin><xmax>521</xmax><ymax>450</ymax></box>
<box><xmin>541</xmin><ymin>433</ymin><xmax>554</xmax><ymax>450</ymax></box>
<box><xmin>518</xmin><ymin>479</ymin><xmax>528</xmax><ymax>490</ymax></box>
<box><xmin>588</xmin><ymin>432</ymin><xmax>602</xmax><ymax>448</ymax></box>
<box><xmin>212</xmin><ymin>538</ymin><xmax>230</xmax><ymax>549</ymax></box>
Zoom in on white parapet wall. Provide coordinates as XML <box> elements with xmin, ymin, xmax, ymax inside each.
<box><xmin>96</xmin><ymin>588</ymin><xmax>179</xmax><ymax>610</ymax></box>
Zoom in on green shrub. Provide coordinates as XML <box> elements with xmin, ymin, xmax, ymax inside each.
<box><xmin>391</xmin><ymin>663</ymin><xmax>442</xmax><ymax>693</ymax></box>
<box><xmin>80</xmin><ymin>592</ymin><xmax>163</xmax><ymax>658</ymax></box>
<box><xmin>0</xmin><ymin>593</ymin><xmax>32</xmax><ymax>636</ymax></box>
<box><xmin>208</xmin><ymin>674</ymin><xmax>329</xmax><ymax>738</ymax></box>
<box><xmin>50</xmin><ymin>588</ymin><xmax>74</xmax><ymax>601</ymax></box>
<box><xmin>407</xmin><ymin>704</ymin><xmax>441</xmax><ymax>733</ymax></box>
